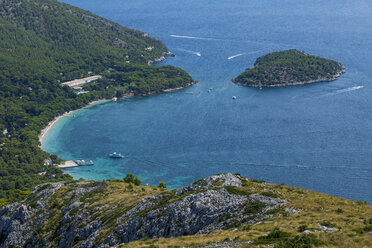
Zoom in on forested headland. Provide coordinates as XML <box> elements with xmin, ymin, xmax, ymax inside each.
<box><xmin>233</xmin><ymin>50</ymin><xmax>345</xmax><ymax>87</ymax></box>
<box><xmin>0</xmin><ymin>0</ymin><xmax>193</xmax><ymax>206</ymax></box>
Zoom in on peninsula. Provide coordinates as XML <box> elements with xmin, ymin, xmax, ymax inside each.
<box><xmin>233</xmin><ymin>50</ymin><xmax>345</xmax><ymax>87</ymax></box>
<box><xmin>0</xmin><ymin>0</ymin><xmax>194</xmax><ymax>206</ymax></box>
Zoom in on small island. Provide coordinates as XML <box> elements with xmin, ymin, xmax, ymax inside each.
<box><xmin>233</xmin><ymin>49</ymin><xmax>345</xmax><ymax>87</ymax></box>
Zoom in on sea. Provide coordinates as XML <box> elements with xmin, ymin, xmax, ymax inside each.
<box><xmin>43</xmin><ymin>0</ymin><xmax>372</xmax><ymax>203</ymax></box>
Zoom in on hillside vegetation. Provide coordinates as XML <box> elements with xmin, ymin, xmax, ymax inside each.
<box><xmin>1</xmin><ymin>174</ymin><xmax>371</xmax><ymax>247</ymax></box>
<box><xmin>0</xmin><ymin>0</ymin><xmax>193</xmax><ymax>205</ymax></box>
<box><xmin>233</xmin><ymin>50</ymin><xmax>345</xmax><ymax>87</ymax></box>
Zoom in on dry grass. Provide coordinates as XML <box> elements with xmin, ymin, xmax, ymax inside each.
<box><xmin>30</xmin><ymin>178</ymin><xmax>371</xmax><ymax>248</ymax></box>
<box><xmin>120</xmin><ymin>230</ymin><xmax>262</xmax><ymax>248</ymax></box>
<box><xmin>121</xmin><ymin>179</ymin><xmax>372</xmax><ymax>248</ymax></box>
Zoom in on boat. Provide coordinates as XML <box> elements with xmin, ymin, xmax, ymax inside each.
<box><xmin>109</xmin><ymin>152</ymin><xmax>125</xmax><ymax>158</ymax></box>
<box><xmin>75</xmin><ymin>160</ymin><xmax>94</xmax><ymax>166</ymax></box>
<box><xmin>232</xmin><ymin>96</ymin><xmax>237</xmax><ymax>100</ymax></box>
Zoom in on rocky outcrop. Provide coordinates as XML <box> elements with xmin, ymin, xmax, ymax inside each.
<box><xmin>0</xmin><ymin>174</ymin><xmax>287</xmax><ymax>248</ymax></box>
<box><xmin>147</xmin><ymin>51</ymin><xmax>175</xmax><ymax>65</ymax></box>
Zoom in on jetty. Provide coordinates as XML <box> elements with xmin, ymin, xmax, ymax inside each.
<box><xmin>58</xmin><ymin>160</ymin><xmax>78</xmax><ymax>168</ymax></box>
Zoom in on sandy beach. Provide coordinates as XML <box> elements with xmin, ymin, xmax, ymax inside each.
<box><xmin>38</xmin><ymin>82</ymin><xmax>196</xmax><ymax>145</ymax></box>
<box><xmin>38</xmin><ymin>99</ymin><xmax>110</xmax><ymax>144</ymax></box>
<box><xmin>38</xmin><ymin>111</ymin><xmax>73</xmax><ymax>144</ymax></box>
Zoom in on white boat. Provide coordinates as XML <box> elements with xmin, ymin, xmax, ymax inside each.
<box><xmin>232</xmin><ymin>96</ymin><xmax>237</xmax><ymax>100</ymax></box>
<box><xmin>109</xmin><ymin>152</ymin><xmax>125</xmax><ymax>158</ymax></box>
<box><xmin>75</xmin><ymin>160</ymin><xmax>94</xmax><ymax>166</ymax></box>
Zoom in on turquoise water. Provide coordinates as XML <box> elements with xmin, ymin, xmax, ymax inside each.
<box><xmin>44</xmin><ymin>0</ymin><xmax>372</xmax><ymax>202</ymax></box>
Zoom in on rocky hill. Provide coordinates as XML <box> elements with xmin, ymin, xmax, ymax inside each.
<box><xmin>1</xmin><ymin>174</ymin><xmax>371</xmax><ymax>248</ymax></box>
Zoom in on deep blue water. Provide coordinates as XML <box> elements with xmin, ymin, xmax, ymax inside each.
<box><xmin>44</xmin><ymin>0</ymin><xmax>372</xmax><ymax>202</ymax></box>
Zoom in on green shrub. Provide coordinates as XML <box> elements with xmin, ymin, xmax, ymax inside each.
<box><xmin>0</xmin><ymin>198</ymin><xmax>8</xmax><ymax>208</ymax></box>
<box><xmin>127</xmin><ymin>182</ymin><xmax>134</xmax><ymax>190</ymax></box>
<box><xmin>219</xmin><ymin>213</ymin><xmax>231</xmax><ymax>222</ymax></box>
<box><xmin>241</xmin><ymin>179</ymin><xmax>249</xmax><ymax>187</ymax></box>
<box><xmin>158</xmin><ymin>182</ymin><xmax>166</xmax><ymax>189</ymax></box>
<box><xmin>266</xmin><ymin>207</ymin><xmax>284</xmax><ymax>216</ymax></box>
<box><xmin>51</xmin><ymin>198</ymin><xmax>62</xmax><ymax>209</ymax></box>
<box><xmin>336</xmin><ymin>208</ymin><xmax>343</xmax><ymax>214</ymax></box>
<box><xmin>298</xmin><ymin>225</ymin><xmax>307</xmax><ymax>233</ymax></box>
<box><xmin>224</xmin><ymin>186</ymin><xmax>251</xmax><ymax>197</ymax></box>
<box><xmin>134</xmin><ymin>177</ymin><xmax>141</xmax><ymax>186</ymax></box>
<box><xmin>223</xmin><ymin>220</ymin><xmax>242</xmax><ymax>230</ymax></box>
<box><xmin>252</xmin><ymin>179</ymin><xmax>266</xmax><ymax>183</ymax></box>
<box><xmin>254</xmin><ymin>228</ymin><xmax>291</xmax><ymax>244</ymax></box>
<box><xmin>244</xmin><ymin>201</ymin><xmax>266</xmax><ymax>215</ymax></box>
<box><xmin>73</xmin><ymin>235</ymin><xmax>82</xmax><ymax>245</ymax></box>
<box><xmin>261</xmin><ymin>191</ymin><xmax>279</xmax><ymax>198</ymax></box>
<box><xmin>212</xmin><ymin>179</ymin><xmax>225</xmax><ymax>186</ymax></box>
<box><xmin>354</xmin><ymin>225</ymin><xmax>372</xmax><ymax>234</ymax></box>
<box><xmin>124</xmin><ymin>174</ymin><xmax>135</xmax><ymax>183</ymax></box>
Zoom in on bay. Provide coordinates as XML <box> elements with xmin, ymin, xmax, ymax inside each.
<box><xmin>43</xmin><ymin>0</ymin><xmax>372</xmax><ymax>202</ymax></box>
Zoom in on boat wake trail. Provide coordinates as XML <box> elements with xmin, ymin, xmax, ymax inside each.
<box><xmin>322</xmin><ymin>86</ymin><xmax>364</xmax><ymax>97</ymax></box>
<box><xmin>227</xmin><ymin>49</ymin><xmax>269</xmax><ymax>60</ymax></box>
<box><xmin>170</xmin><ymin>35</ymin><xmax>293</xmax><ymax>51</ymax></box>
<box><xmin>170</xmin><ymin>34</ymin><xmax>222</xmax><ymax>41</ymax></box>
<box><xmin>334</xmin><ymin>86</ymin><xmax>364</xmax><ymax>94</ymax></box>
<box><xmin>297</xmin><ymin>85</ymin><xmax>365</xmax><ymax>101</ymax></box>
<box><xmin>227</xmin><ymin>53</ymin><xmax>244</xmax><ymax>60</ymax></box>
<box><xmin>176</xmin><ymin>48</ymin><xmax>201</xmax><ymax>57</ymax></box>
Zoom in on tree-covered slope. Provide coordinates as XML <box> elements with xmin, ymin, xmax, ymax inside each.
<box><xmin>0</xmin><ymin>0</ymin><xmax>167</xmax><ymax>80</ymax></box>
<box><xmin>0</xmin><ymin>0</ymin><xmax>193</xmax><ymax>205</ymax></box>
<box><xmin>233</xmin><ymin>50</ymin><xmax>345</xmax><ymax>87</ymax></box>
<box><xmin>1</xmin><ymin>174</ymin><xmax>371</xmax><ymax>248</ymax></box>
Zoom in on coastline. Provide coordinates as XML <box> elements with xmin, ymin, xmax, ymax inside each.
<box><xmin>38</xmin><ymin>111</ymin><xmax>73</xmax><ymax>144</ymax></box>
<box><xmin>38</xmin><ymin>99</ymin><xmax>110</xmax><ymax>144</ymax></box>
<box><xmin>164</xmin><ymin>81</ymin><xmax>197</xmax><ymax>92</ymax></box>
<box><xmin>148</xmin><ymin>56</ymin><xmax>165</xmax><ymax>66</ymax></box>
<box><xmin>148</xmin><ymin>51</ymin><xmax>175</xmax><ymax>66</ymax></box>
<box><xmin>234</xmin><ymin>67</ymin><xmax>345</xmax><ymax>88</ymax></box>
<box><xmin>139</xmin><ymin>81</ymin><xmax>197</xmax><ymax>96</ymax></box>
<box><xmin>39</xmin><ymin>52</ymin><xmax>195</xmax><ymax>167</ymax></box>
<box><xmin>39</xmin><ymin>82</ymin><xmax>196</xmax><ymax>146</ymax></box>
